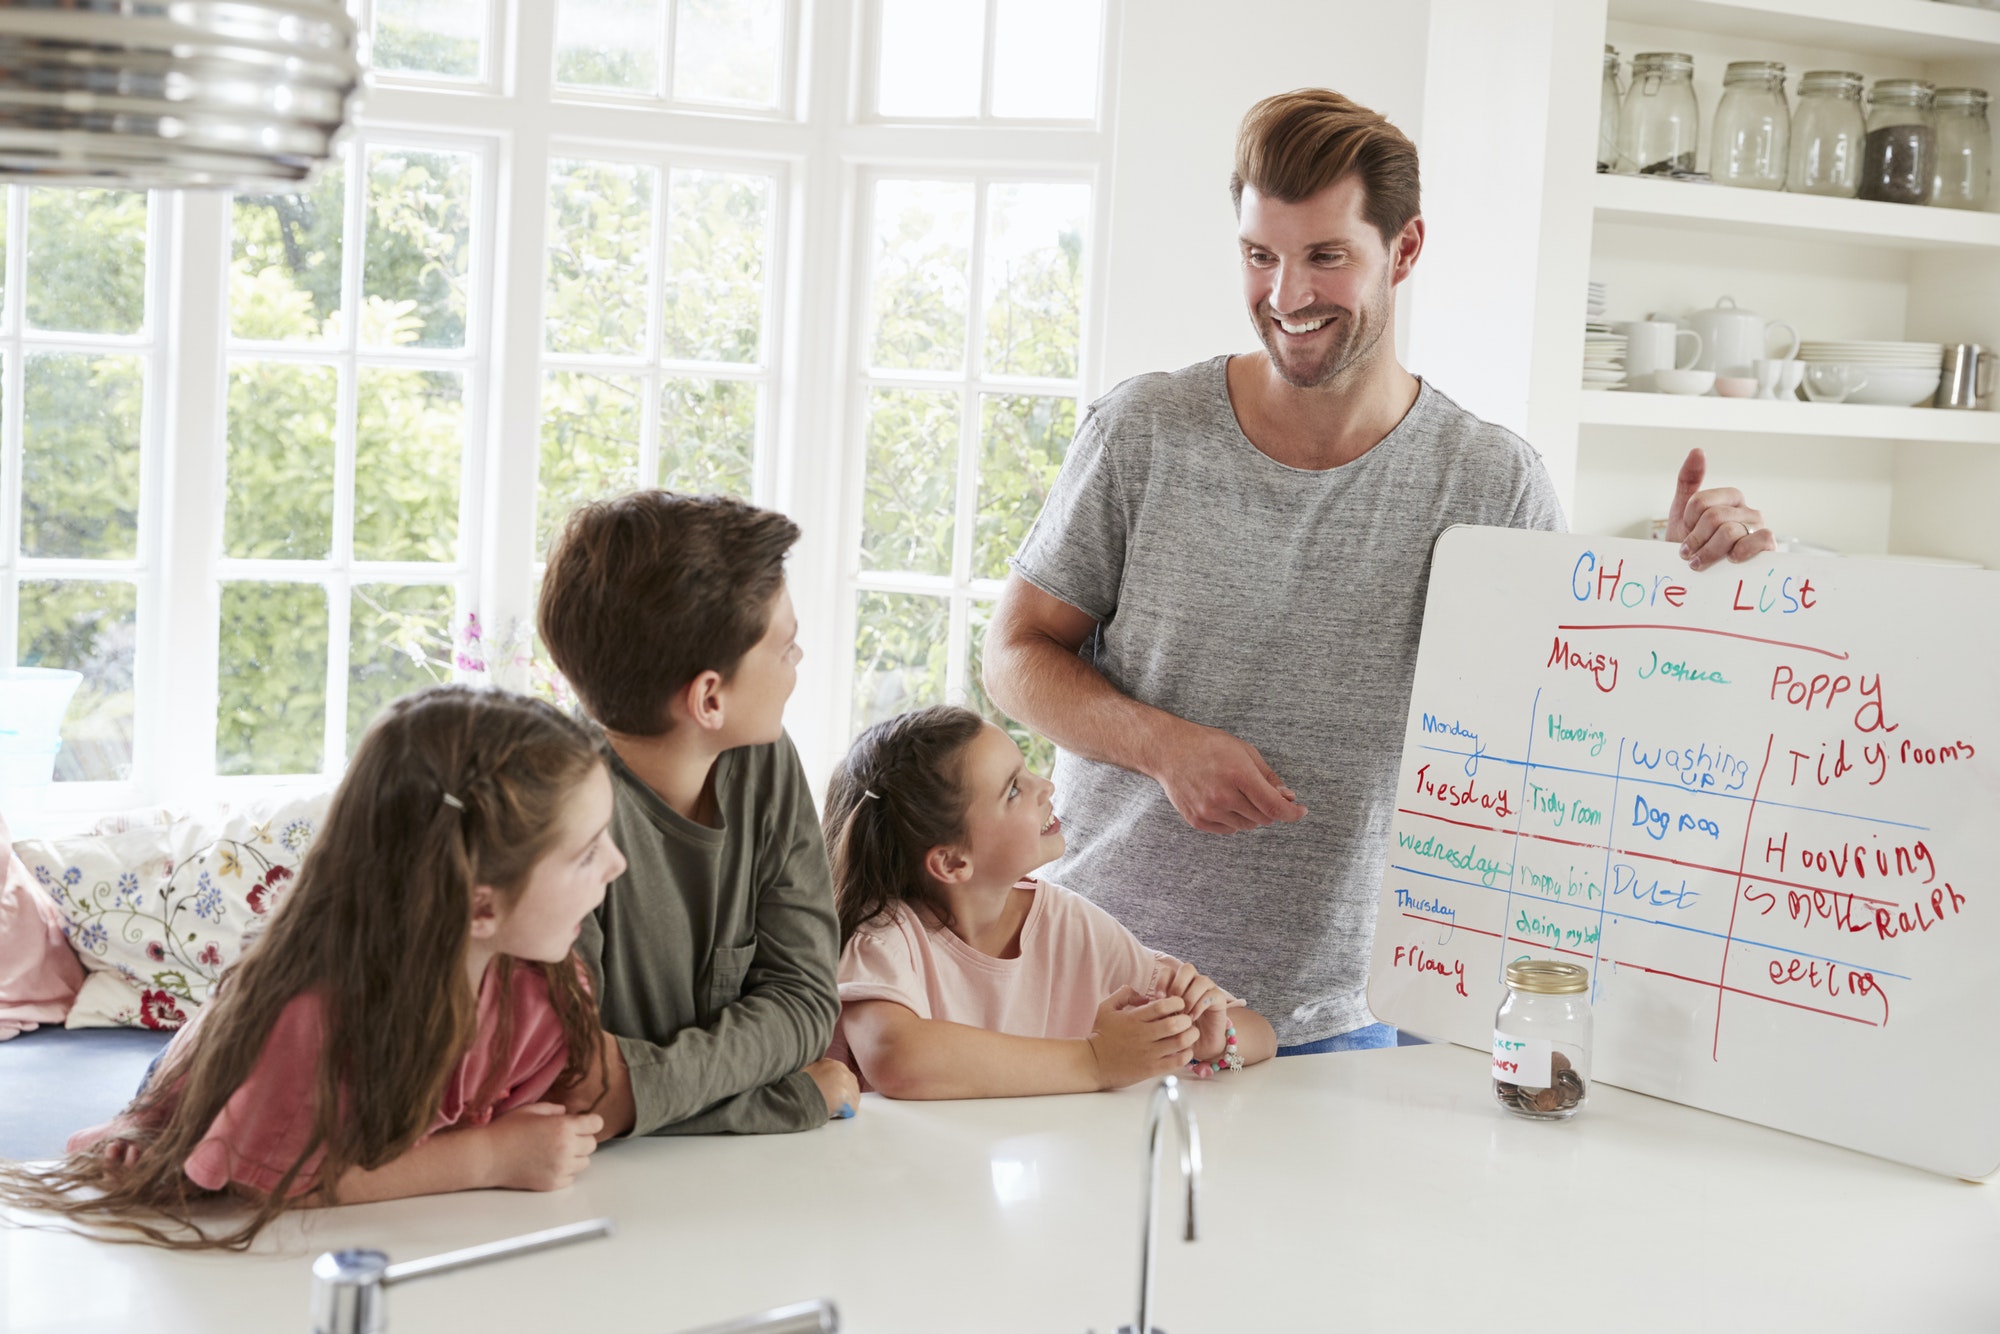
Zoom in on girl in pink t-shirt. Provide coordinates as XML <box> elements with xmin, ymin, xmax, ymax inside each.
<box><xmin>824</xmin><ymin>705</ymin><xmax>1275</xmax><ymax>1098</ymax></box>
<box><xmin>0</xmin><ymin>686</ymin><xmax>629</xmax><ymax>1248</ymax></box>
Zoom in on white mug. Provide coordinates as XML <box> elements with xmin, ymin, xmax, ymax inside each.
<box><xmin>1752</xmin><ymin>358</ymin><xmax>1807</xmax><ymax>400</ymax></box>
<box><xmin>1619</xmin><ymin>320</ymin><xmax>1703</xmax><ymax>393</ymax></box>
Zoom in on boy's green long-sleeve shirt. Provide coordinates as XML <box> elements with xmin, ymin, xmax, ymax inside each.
<box><xmin>576</xmin><ymin>734</ymin><xmax>839</xmax><ymax>1136</ymax></box>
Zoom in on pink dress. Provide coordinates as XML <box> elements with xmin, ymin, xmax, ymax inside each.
<box><xmin>69</xmin><ymin>961</ymin><xmax>578</xmax><ymax>1196</ymax></box>
<box><xmin>828</xmin><ymin>878</ymin><xmax>1173</xmax><ymax>1090</ymax></box>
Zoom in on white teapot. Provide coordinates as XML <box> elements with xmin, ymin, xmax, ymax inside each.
<box><xmin>1684</xmin><ymin>296</ymin><xmax>1798</xmax><ymax>379</ymax></box>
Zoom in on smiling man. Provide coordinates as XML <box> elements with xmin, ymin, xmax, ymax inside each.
<box><xmin>982</xmin><ymin>88</ymin><xmax>1777</xmax><ymax>1055</ymax></box>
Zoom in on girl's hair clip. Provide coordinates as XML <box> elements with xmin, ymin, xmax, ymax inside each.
<box><xmin>862</xmin><ymin>789</ymin><xmax>882</xmax><ymax>801</ymax></box>
<box><xmin>441</xmin><ymin>791</ymin><xmax>466</xmax><ymax>811</ymax></box>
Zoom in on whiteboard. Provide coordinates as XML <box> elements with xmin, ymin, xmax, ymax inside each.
<box><xmin>1365</xmin><ymin>526</ymin><xmax>2000</xmax><ymax>1178</ymax></box>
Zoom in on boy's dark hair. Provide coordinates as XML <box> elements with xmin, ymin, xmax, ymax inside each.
<box><xmin>1230</xmin><ymin>87</ymin><xmax>1422</xmax><ymax>247</ymax></box>
<box><xmin>824</xmin><ymin>705</ymin><xmax>987</xmax><ymax>945</ymax></box>
<box><xmin>539</xmin><ymin>491</ymin><xmax>800</xmax><ymax>736</ymax></box>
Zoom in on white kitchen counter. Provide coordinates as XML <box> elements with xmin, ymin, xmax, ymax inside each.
<box><xmin>6</xmin><ymin>1043</ymin><xmax>1998</xmax><ymax>1332</ymax></box>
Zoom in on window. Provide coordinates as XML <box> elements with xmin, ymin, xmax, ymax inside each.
<box><xmin>3</xmin><ymin>0</ymin><xmax>1116</xmax><ymax>822</ymax></box>
<box><xmin>216</xmin><ymin>135</ymin><xmax>490</xmax><ymax>778</ymax></box>
<box><xmin>2</xmin><ymin>188</ymin><xmax>160</xmax><ymax>795</ymax></box>
<box><xmin>846</xmin><ymin>175</ymin><xmax>1090</xmax><ymax>768</ymax></box>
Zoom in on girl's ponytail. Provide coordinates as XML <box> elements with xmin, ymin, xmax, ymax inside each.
<box><xmin>825</xmin><ymin>706</ymin><xmax>986</xmax><ymax>945</ymax></box>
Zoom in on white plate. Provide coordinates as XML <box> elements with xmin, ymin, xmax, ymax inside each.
<box><xmin>1582</xmin><ymin>369</ymin><xmax>1626</xmax><ymax>383</ymax></box>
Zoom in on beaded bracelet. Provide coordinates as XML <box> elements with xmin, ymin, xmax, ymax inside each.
<box><xmin>1184</xmin><ymin>1024</ymin><xmax>1242</xmax><ymax>1079</ymax></box>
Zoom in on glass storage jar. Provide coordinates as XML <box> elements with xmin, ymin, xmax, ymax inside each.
<box><xmin>1712</xmin><ymin>60</ymin><xmax>1789</xmax><ymax>190</ymax></box>
<box><xmin>1617</xmin><ymin>52</ymin><xmax>1699</xmax><ymax>177</ymax></box>
<box><xmin>1491</xmin><ymin>959</ymin><xmax>1591</xmax><ymax>1120</ymax></box>
<box><xmin>1859</xmin><ymin>78</ymin><xmax>1937</xmax><ymax>205</ymax></box>
<box><xmin>1787</xmin><ymin>70</ymin><xmax>1865</xmax><ymax>197</ymax></box>
<box><xmin>1598</xmin><ymin>45</ymin><xmax>1622</xmax><ymax>172</ymax></box>
<box><xmin>1934</xmin><ymin>87</ymin><xmax>1992</xmax><ymax>210</ymax></box>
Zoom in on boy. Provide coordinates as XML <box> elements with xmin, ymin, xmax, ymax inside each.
<box><xmin>539</xmin><ymin>491</ymin><xmax>856</xmax><ymax>1134</ymax></box>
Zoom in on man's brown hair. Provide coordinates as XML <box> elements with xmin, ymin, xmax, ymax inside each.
<box><xmin>1230</xmin><ymin>88</ymin><xmax>1422</xmax><ymax>246</ymax></box>
<box><xmin>539</xmin><ymin>491</ymin><xmax>800</xmax><ymax>736</ymax></box>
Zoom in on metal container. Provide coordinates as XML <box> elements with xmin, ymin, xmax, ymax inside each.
<box><xmin>1936</xmin><ymin>343</ymin><xmax>1997</xmax><ymax>409</ymax></box>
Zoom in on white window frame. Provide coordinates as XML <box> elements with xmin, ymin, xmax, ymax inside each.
<box><xmin>11</xmin><ymin>0</ymin><xmax>1122</xmax><ymax>827</ymax></box>
<box><xmin>0</xmin><ymin>188</ymin><xmax>173</xmax><ymax>816</ymax></box>
<box><xmin>837</xmin><ymin>165</ymin><xmax>1097</xmax><ymax>748</ymax></box>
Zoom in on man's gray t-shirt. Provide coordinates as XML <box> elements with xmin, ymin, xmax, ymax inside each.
<box><xmin>1012</xmin><ymin>356</ymin><xmax>1565</xmax><ymax>1046</ymax></box>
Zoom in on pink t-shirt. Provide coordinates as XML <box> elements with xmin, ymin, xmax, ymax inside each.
<box><xmin>828</xmin><ymin>878</ymin><xmax>1171</xmax><ymax>1088</ymax></box>
<box><xmin>69</xmin><ymin>961</ymin><xmax>578</xmax><ymax>1197</ymax></box>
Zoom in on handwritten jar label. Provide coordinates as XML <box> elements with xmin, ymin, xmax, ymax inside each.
<box><xmin>1492</xmin><ymin>1030</ymin><xmax>1551</xmax><ymax>1087</ymax></box>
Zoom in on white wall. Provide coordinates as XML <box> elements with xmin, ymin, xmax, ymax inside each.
<box><xmin>1096</xmin><ymin>0</ymin><xmax>1433</xmax><ymax>396</ymax></box>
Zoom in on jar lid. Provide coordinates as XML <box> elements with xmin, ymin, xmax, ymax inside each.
<box><xmin>1799</xmin><ymin>70</ymin><xmax>1864</xmax><ymax>93</ymax></box>
<box><xmin>1633</xmin><ymin>51</ymin><xmax>1694</xmax><ymax>74</ymax></box>
<box><xmin>1723</xmin><ymin>59</ymin><xmax>1785</xmax><ymax>82</ymax></box>
<box><xmin>1936</xmin><ymin>87</ymin><xmax>1990</xmax><ymax>110</ymax></box>
<box><xmin>1870</xmin><ymin>77</ymin><xmax>1937</xmax><ymax>106</ymax></box>
<box><xmin>1504</xmin><ymin>959</ymin><xmax>1589</xmax><ymax>994</ymax></box>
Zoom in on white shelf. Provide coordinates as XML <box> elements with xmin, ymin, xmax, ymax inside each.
<box><xmin>1594</xmin><ymin>173</ymin><xmax>2000</xmax><ymax>252</ymax></box>
<box><xmin>1577</xmin><ymin>391</ymin><xmax>2000</xmax><ymax>443</ymax></box>
<box><xmin>1607</xmin><ymin>0</ymin><xmax>2000</xmax><ymax>61</ymax></box>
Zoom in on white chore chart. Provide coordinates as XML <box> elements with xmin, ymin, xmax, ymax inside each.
<box><xmin>1365</xmin><ymin>527</ymin><xmax>2000</xmax><ymax>1178</ymax></box>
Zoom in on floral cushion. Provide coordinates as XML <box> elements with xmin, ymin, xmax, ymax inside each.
<box><xmin>15</xmin><ymin>792</ymin><xmax>330</xmax><ymax>1030</ymax></box>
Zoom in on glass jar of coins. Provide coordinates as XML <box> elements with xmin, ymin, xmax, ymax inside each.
<box><xmin>1491</xmin><ymin>959</ymin><xmax>1592</xmax><ymax>1120</ymax></box>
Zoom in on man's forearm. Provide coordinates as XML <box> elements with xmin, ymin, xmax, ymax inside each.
<box><xmin>984</xmin><ymin>621</ymin><xmax>1183</xmax><ymax>779</ymax></box>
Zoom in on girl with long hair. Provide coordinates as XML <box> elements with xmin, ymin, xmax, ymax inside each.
<box><xmin>0</xmin><ymin>684</ymin><xmax>627</xmax><ymax>1248</ymax></box>
<box><xmin>823</xmin><ymin>705</ymin><xmax>1276</xmax><ymax>1099</ymax></box>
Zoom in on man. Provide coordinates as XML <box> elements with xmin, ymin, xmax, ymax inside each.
<box><xmin>983</xmin><ymin>88</ymin><xmax>1773</xmax><ymax>1054</ymax></box>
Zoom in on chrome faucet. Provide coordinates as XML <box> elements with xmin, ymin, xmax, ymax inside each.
<box><xmin>1121</xmin><ymin>1074</ymin><xmax>1202</xmax><ymax>1334</ymax></box>
<box><xmin>310</xmin><ymin>1218</ymin><xmax>614</xmax><ymax>1334</ymax></box>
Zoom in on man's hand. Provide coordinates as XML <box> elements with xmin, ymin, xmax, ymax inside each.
<box><xmin>805</xmin><ymin>1056</ymin><xmax>860</xmax><ymax>1121</ymax></box>
<box><xmin>1086</xmin><ymin>988</ymin><xmax>1198</xmax><ymax>1089</ymax></box>
<box><xmin>1148</xmin><ymin>720</ymin><xmax>1307</xmax><ymax>834</ymax></box>
<box><xmin>1668</xmin><ymin>448</ymin><xmax>1777</xmax><ymax>571</ymax></box>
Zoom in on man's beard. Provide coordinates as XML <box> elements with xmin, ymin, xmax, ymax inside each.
<box><xmin>1253</xmin><ymin>278</ymin><xmax>1392</xmax><ymax>390</ymax></box>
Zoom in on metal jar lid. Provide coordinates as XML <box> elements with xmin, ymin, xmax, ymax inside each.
<box><xmin>1936</xmin><ymin>87</ymin><xmax>1991</xmax><ymax>112</ymax></box>
<box><xmin>1633</xmin><ymin>51</ymin><xmax>1694</xmax><ymax>76</ymax></box>
<box><xmin>1723</xmin><ymin>59</ymin><xmax>1786</xmax><ymax>84</ymax></box>
<box><xmin>1504</xmin><ymin>959</ymin><xmax>1589</xmax><ymax>995</ymax></box>
<box><xmin>1869</xmin><ymin>77</ymin><xmax>1937</xmax><ymax>107</ymax></box>
<box><xmin>1799</xmin><ymin>70</ymin><xmax>1864</xmax><ymax>97</ymax></box>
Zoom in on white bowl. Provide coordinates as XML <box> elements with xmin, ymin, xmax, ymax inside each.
<box><xmin>1654</xmin><ymin>368</ymin><xmax>1716</xmax><ymax>396</ymax></box>
<box><xmin>1715</xmin><ymin>377</ymin><xmax>1757</xmax><ymax>398</ymax></box>
<box><xmin>1818</xmin><ymin>363</ymin><xmax>1940</xmax><ymax>407</ymax></box>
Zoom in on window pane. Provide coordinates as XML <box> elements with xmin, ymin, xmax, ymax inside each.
<box><xmin>546</xmin><ymin>158</ymin><xmax>655</xmax><ymax>356</ymax></box>
<box><xmin>538</xmin><ymin>370</ymin><xmax>643</xmax><ymax>557</ymax></box>
<box><xmin>674</xmin><ymin>0</ymin><xmax>782</xmax><ymax>107</ymax></box>
<box><xmin>983</xmin><ymin>182</ymin><xmax>1088</xmax><ymax>379</ymax></box>
<box><xmin>976</xmin><ymin>394</ymin><xmax>1072</xmax><ymax>580</ymax></box>
<box><xmin>876</xmin><ymin>0</ymin><xmax>981</xmax><ymax>118</ymax></box>
<box><xmin>966</xmin><ymin>599</ymin><xmax>1054</xmax><ymax>773</ymax></box>
<box><xmin>991</xmin><ymin>0</ymin><xmax>1101</xmax><ymax>119</ymax></box>
<box><xmin>373</xmin><ymin>0</ymin><xmax>485</xmax><ymax>79</ymax></box>
<box><xmin>663</xmin><ymin>168</ymin><xmax>771</xmax><ymax>364</ymax></box>
<box><xmin>661</xmin><ymin>377</ymin><xmax>755</xmax><ymax>496</ymax></box>
<box><xmin>853</xmin><ymin>590</ymin><xmax>947</xmax><ymax>733</ymax></box>
<box><xmin>861</xmin><ymin>388</ymin><xmax>958</xmax><ymax>576</ymax></box>
<box><xmin>225</xmin><ymin>361</ymin><xmax>336</xmax><ymax>561</ymax></box>
<box><xmin>25</xmin><ymin>189</ymin><xmax>146</xmax><ymax>335</ymax></box>
<box><xmin>21</xmin><ymin>353</ymin><xmax>142</xmax><ymax>560</ymax></box>
<box><xmin>556</xmin><ymin>0</ymin><xmax>663</xmax><ymax>92</ymax></box>
<box><xmin>17</xmin><ymin>580</ymin><xmax>137</xmax><ymax>783</ymax></box>
<box><xmin>869</xmin><ymin>180</ymin><xmax>973</xmax><ymax>372</ymax></box>
<box><xmin>363</xmin><ymin>148</ymin><xmax>474</xmax><ymax>350</ymax></box>
<box><xmin>348</xmin><ymin>583</ymin><xmax>455</xmax><ymax>751</ymax></box>
<box><xmin>355</xmin><ymin>368</ymin><xmax>464</xmax><ymax>562</ymax></box>
<box><xmin>218</xmin><ymin>582</ymin><xmax>328</xmax><ymax>776</ymax></box>
<box><xmin>231</xmin><ymin>165</ymin><xmax>346</xmax><ymax>343</ymax></box>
